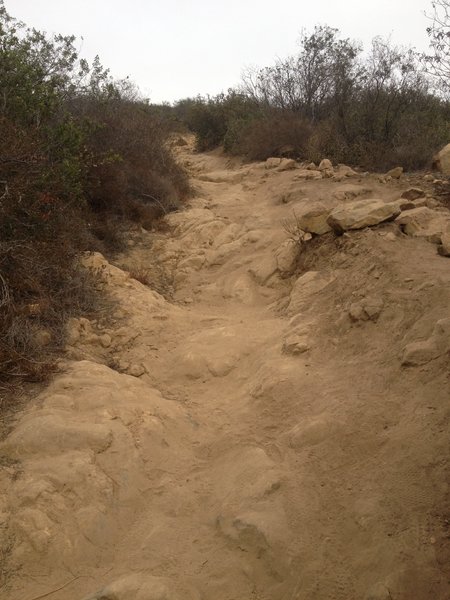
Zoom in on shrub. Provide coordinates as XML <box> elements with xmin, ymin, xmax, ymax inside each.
<box><xmin>0</xmin><ymin>3</ymin><xmax>189</xmax><ymax>402</ymax></box>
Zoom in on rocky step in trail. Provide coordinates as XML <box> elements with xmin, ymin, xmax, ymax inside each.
<box><xmin>1</xmin><ymin>142</ymin><xmax>450</xmax><ymax>600</ymax></box>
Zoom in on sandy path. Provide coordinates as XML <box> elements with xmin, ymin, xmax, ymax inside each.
<box><xmin>1</xmin><ymin>143</ymin><xmax>449</xmax><ymax>600</ymax></box>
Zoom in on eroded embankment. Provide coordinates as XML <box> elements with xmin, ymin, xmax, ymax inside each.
<box><xmin>1</xmin><ymin>144</ymin><xmax>449</xmax><ymax>600</ymax></box>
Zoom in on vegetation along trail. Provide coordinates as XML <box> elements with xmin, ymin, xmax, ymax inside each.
<box><xmin>1</xmin><ymin>139</ymin><xmax>450</xmax><ymax>600</ymax></box>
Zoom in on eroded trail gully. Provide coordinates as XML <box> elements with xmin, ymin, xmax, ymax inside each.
<box><xmin>1</xmin><ymin>143</ymin><xmax>450</xmax><ymax>600</ymax></box>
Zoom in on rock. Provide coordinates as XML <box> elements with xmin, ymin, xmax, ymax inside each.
<box><xmin>433</xmin><ymin>143</ymin><xmax>450</xmax><ymax>174</ymax></box>
<box><xmin>275</xmin><ymin>239</ymin><xmax>298</xmax><ymax>277</ymax></box>
<box><xmin>282</xmin><ymin>334</ymin><xmax>310</xmax><ymax>355</ymax></box>
<box><xmin>294</xmin><ymin>169</ymin><xmax>322</xmax><ymax>180</ymax></box>
<box><xmin>277</xmin><ymin>158</ymin><xmax>296</xmax><ymax>171</ymax></box>
<box><xmin>327</xmin><ymin>199</ymin><xmax>401</xmax><ymax>234</ymax></box>
<box><xmin>297</xmin><ymin>203</ymin><xmax>332</xmax><ymax>235</ymax></box>
<box><xmin>288</xmin><ymin>271</ymin><xmax>336</xmax><ymax>313</ymax></box>
<box><xmin>438</xmin><ymin>231</ymin><xmax>450</xmax><ymax>256</ymax></box>
<box><xmin>385</xmin><ymin>198</ymin><xmax>416</xmax><ymax>212</ymax></box>
<box><xmin>333</xmin><ymin>184</ymin><xmax>373</xmax><ymax>201</ymax></box>
<box><xmin>248</xmin><ymin>255</ymin><xmax>278</xmax><ymax>285</ymax></box>
<box><xmin>423</xmin><ymin>174</ymin><xmax>434</xmax><ymax>182</ymax></box>
<box><xmin>100</xmin><ymin>334</ymin><xmax>112</xmax><ymax>348</ymax></box>
<box><xmin>349</xmin><ymin>297</ymin><xmax>384</xmax><ymax>322</ymax></box>
<box><xmin>318</xmin><ymin>158</ymin><xmax>333</xmax><ymax>171</ymax></box>
<box><xmin>287</xmin><ymin>417</ymin><xmax>342</xmax><ymax>449</ymax></box>
<box><xmin>305</xmin><ymin>161</ymin><xmax>318</xmax><ymax>170</ymax></box>
<box><xmin>402</xmin><ymin>318</ymin><xmax>450</xmax><ymax>366</ymax></box>
<box><xmin>336</xmin><ymin>164</ymin><xmax>358</xmax><ymax>178</ymax></box>
<box><xmin>396</xmin><ymin>207</ymin><xmax>450</xmax><ymax>243</ymax></box>
<box><xmin>322</xmin><ymin>168</ymin><xmax>334</xmax><ymax>178</ymax></box>
<box><xmin>401</xmin><ymin>187</ymin><xmax>425</xmax><ymax>200</ymax></box>
<box><xmin>384</xmin><ymin>232</ymin><xmax>397</xmax><ymax>242</ymax></box>
<box><xmin>265</xmin><ymin>157</ymin><xmax>282</xmax><ymax>169</ymax></box>
<box><xmin>386</xmin><ymin>166</ymin><xmax>403</xmax><ymax>179</ymax></box>
<box><xmin>129</xmin><ymin>364</ymin><xmax>146</xmax><ymax>377</ymax></box>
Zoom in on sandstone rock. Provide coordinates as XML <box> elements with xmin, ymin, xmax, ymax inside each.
<box><xmin>333</xmin><ymin>184</ymin><xmax>373</xmax><ymax>201</ymax></box>
<box><xmin>396</xmin><ymin>207</ymin><xmax>450</xmax><ymax>243</ymax></box>
<box><xmin>423</xmin><ymin>174</ymin><xmax>434</xmax><ymax>182</ymax></box>
<box><xmin>288</xmin><ymin>271</ymin><xmax>336</xmax><ymax>313</ymax></box>
<box><xmin>129</xmin><ymin>364</ymin><xmax>146</xmax><ymax>377</ymax></box>
<box><xmin>327</xmin><ymin>199</ymin><xmax>401</xmax><ymax>234</ymax></box>
<box><xmin>277</xmin><ymin>158</ymin><xmax>296</xmax><ymax>171</ymax></box>
<box><xmin>433</xmin><ymin>143</ymin><xmax>450</xmax><ymax>174</ymax></box>
<box><xmin>287</xmin><ymin>417</ymin><xmax>342</xmax><ymax>449</ymax></box>
<box><xmin>265</xmin><ymin>157</ymin><xmax>282</xmax><ymax>169</ymax></box>
<box><xmin>297</xmin><ymin>203</ymin><xmax>332</xmax><ymax>235</ymax></box>
<box><xmin>385</xmin><ymin>198</ymin><xmax>415</xmax><ymax>212</ymax></box>
<box><xmin>402</xmin><ymin>318</ymin><xmax>450</xmax><ymax>366</ymax></box>
<box><xmin>322</xmin><ymin>168</ymin><xmax>334</xmax><ymax>178</ymax></box>
<box><xmin>438</xmin><ymin>231</ymin><xmax>450</xmax><ymax>256</ymax></box>
<box><xmin>401</xmin><ymin>187</ymin><xmax>425</xmax><ymax>201</ymax></box>
<box><xmin>386</xmin><ymin>166</ymin><xmax>403</xmax><ymax>179</ymax></box>
<box><xmin>349</xmin><ymin>297</ymin><xmax>384</xmax><ymax>322</ymax></box>
<box><xmin>294</xmin><ymin>169</ymin><xmax>322</xmax><ymax>180</ymax></box>
<box><xmin>336</xmin><ymin>164</ymin><xmax>358</xmax><ymax>178</ymax></box>
<box><xmin>100</xmin><ymin>334</ymin><xmax>112</xmax><ymax>348</ymax></box>
<box><xmin>282</xmin><ymin>334</ymin><xmax>310</xmax><ymax>355</ymax></box>
<box><xmin>305</xmin><ymin>161</ymin><xmax>318</xmax><ymax>170</ymax></box>
<box><xmin>318</xmin><ymin>158</ymin><xmax>333</xmax><ymax>171</ymax></box>
<box><xmin>275</xmin><ymin>239</ymin><xmax>298</xmax><ymax>277</ymax></box>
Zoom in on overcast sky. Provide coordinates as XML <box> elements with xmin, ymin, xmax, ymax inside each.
<box><xmin>9</xmin><ymin>0</ymin><xmax>432</xmax><ymax>103</ymax></box>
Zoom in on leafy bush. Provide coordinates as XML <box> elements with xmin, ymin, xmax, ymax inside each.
<box><xmin>177</xmin><ymin>25</ymin><xmax>450</xmax><ymax>170</ymax></box>
<box><xmin>0</xmin><ymin>3</ymin><xmax>189</xmax><ymax>400</ymax></box>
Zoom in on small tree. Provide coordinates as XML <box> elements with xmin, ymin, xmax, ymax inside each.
<box><xmin>425</xmin><ymin>0</ymin><xmax>450</xmax><ymax>92</ymax></box>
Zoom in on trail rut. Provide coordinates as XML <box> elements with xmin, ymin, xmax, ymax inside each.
<box><xmin>1</xmin><ymin>142</ymin><xmax>450</xmax><ymax>600</ymax></box>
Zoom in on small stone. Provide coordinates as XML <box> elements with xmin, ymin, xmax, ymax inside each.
<box><xmin>386</xmin><ymin>166</ymin><xmax>403</xmax><ymax>179</ymax></box>
<box><xmin>282</xmin><ymin>334</ymin><xmax>310</xmax><ymax>355</ymax></box>
<box><xmin>277</xmin><ymin>158</ymin><xmax>296</xmax><ymax>171</ymax></box>
<box><xmin>100</xmin><ymin>334</ymin><xmax>112</xmax><ymax>348</ymax></box>
<box><xmin>129</xmin><ymin>364</ymin><xmax>146</xmax><ymax>377</ymax></box>
<box><xmin>401</xmin><ymin>187</ymin><xmax>425</xmax><ymax>200</ymax></box>
<box><xmin>318</xmin><ymin>158</ymin><xmax>333</xmax><ymax>171</ymax></box>
<box><xmin>265</xmin><ymin>157</ymin><xmax>282</xmax><ymax>169</ymax></box>
<box><xmin>423</xmin><ymin>174</ymin><xmax>434</xmax><ymax>182</ymax></box>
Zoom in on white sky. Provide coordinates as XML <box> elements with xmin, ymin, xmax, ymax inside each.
<box><xmin>9</xmin><ymin>0</ymin><xmax>433</xmax><ymax>103</ymax></box>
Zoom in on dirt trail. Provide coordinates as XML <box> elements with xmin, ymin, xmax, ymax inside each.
<box><xmin>1</xmin><ymin>142</ymin><xmax>450</xmax><ymax>600</ymax></box>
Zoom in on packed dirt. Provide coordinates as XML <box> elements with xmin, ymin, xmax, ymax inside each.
<box><xmin>1</xmin><ymin>141</ymin><xmax>450</xmax><ymax>600</ymax></box>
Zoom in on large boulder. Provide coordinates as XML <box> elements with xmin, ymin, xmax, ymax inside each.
<box><xmin>433</xmin><ymin>143</ymin><xmax>450</xmax><ymax>174</ymax></box>
<box><xmin>277</xmin><ymin>158</ymin><xmax>297</xmax><ymax>171</ymax></box>
<box><xmin>265</xmin><ymin>157</ymin><xmax>282</xmax><ymax>169</ymax></box>
<box><xmin>297</xmin><ymin>202</ymin><xmax>332</xmax><ymax>235</ymax></box>
<box><xmin>327</xmin><ymin>199</ymin><xmax>401</xmax><ymax>233</ymax></box>
<box><xmin>395</xmin><ymin>207</ymin><xmax>450</xmax><ymax>244</ymax></box>
<box><xmin>386</xmin><ymin>166</ymin><xmax>403</xmax><ymax>179</ymax></box>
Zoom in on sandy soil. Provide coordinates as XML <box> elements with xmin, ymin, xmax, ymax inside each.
<box><xmin>1</xmin><ymin>141</ymin><xmax>449</xmax><ymax>600</ymax></box>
